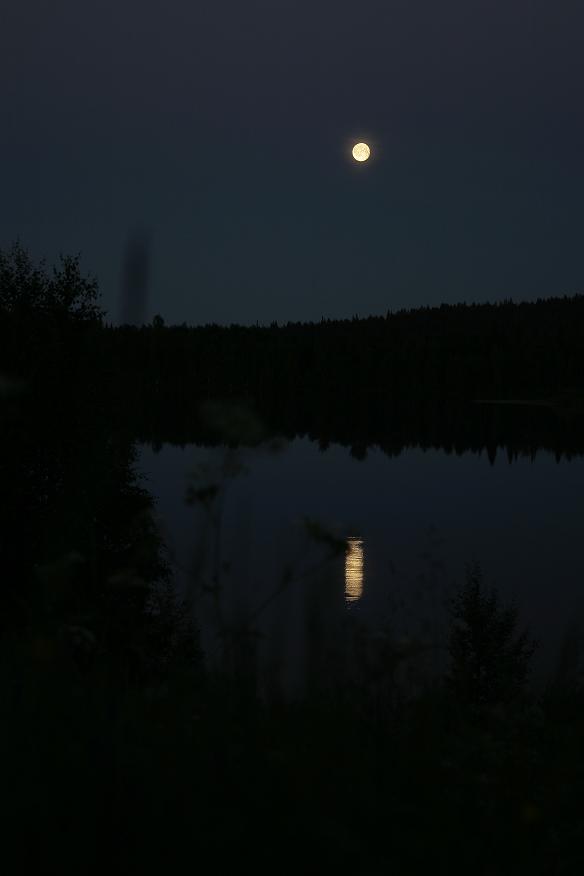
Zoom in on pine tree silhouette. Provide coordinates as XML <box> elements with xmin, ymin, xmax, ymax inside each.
<box><xmin>447</xmin><ymin>563</ymin><xmax>537</xmax><ymax>707</ymax></box>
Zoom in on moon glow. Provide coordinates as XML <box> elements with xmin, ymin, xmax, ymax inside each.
<box><xmin>352</xmin><ymin>142</ymin><xmax>371</xmax><ymax>162</ymax></box>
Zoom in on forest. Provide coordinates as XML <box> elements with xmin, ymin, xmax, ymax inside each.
<box><xmin>2</xmin><ymin>242</ymin><xmax>584</xmax><ymax>872</ymax></box>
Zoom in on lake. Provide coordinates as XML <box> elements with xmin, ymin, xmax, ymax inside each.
<box><xmin>139</xmin><ymin>437</ymin><xmax>584</xmax><ymax>692</ymax></box>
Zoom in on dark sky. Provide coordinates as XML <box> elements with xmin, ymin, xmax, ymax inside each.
<box><xmin>2</xmin><ymin>0</ymin><xmax>583</xmax><ymax>325</ymax></box>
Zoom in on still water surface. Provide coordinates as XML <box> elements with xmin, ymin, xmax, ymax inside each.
<box><xmin>139</xmin><ymin>438</ymin><xmax>584</xmax><ymax>689</ymax></box>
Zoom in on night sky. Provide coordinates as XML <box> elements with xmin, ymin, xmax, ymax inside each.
<box><xmin>2</xmin><ymin>0</ymin><xmax>583</xmax><ymax>325</ymax></box>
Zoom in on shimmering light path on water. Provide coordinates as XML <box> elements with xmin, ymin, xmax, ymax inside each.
<box><xmin>345</xmin><ymin>537</ymin><xmax>364</xmax><ymax>605</ymax></box>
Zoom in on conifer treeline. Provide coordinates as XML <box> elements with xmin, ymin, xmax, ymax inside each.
<box><xmin>105</xmin><ymin>295</ymin><xmax>584</xmax><ymax>409</ymax></box>
<box><xmin>96</xmin><ymin>296</ymin><xmax>584</xmax><ymax>455</ymax></box>
<box><xmin>1</xmin><ymin>242</ymin><xmax>583</xmax><ymax>456</ymax></box>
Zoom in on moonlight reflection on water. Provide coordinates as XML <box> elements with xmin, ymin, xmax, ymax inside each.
<box><xmin>345</xmin><ymin>537</ymin><xmax>364</xmax><ymax>605</ymax></box>
<box><xmin>139</xmin><ymin>439</ymin><xmax>584</xmax><ymax>680</ymax></box>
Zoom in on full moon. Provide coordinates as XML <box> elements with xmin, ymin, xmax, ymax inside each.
<box><xmin>352</xmin><ymin>142</ymin><xmax>371</xmax><ymax>162</ymax></box>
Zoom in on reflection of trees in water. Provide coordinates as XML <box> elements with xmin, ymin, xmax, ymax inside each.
<box><xmin>137</xmin><ymin>392</ymin><xmax>584</xmax><ymax>465</ymax></box>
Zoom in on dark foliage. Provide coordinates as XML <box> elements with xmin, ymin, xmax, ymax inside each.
<box><xmin>448</xmin><ymin>563</ymin><xmax>538</xmax><ymax>707</ymax></box>
<box><xmin>3</xmin><ymin>245</ymin><xmax>584</xmax><ymax>873</ymax></box>
<box><xmin>0</xmin><ymin>240</ymin><xmax>104</xmax><ymax>322</ymax></box>
<box><xmin>103</xmin><ymin>293</ymin><xmax>584</xmax><ymax>460</ymax></box>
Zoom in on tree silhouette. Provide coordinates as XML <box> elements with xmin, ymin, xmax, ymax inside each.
<box><xmin>0</xmin><ymin>240</ymin><xmax>103</xmax><ymax>322</ymax></box>
<box><xmin>447</xmin><ymin>563</ymin><xmax>537</xmax><ymax>707</ymax></box>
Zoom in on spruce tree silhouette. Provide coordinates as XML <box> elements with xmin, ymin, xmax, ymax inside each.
<box><xmin>447</xmin><ymin>563</ymin><xmax>537</xmax><ymax>707</ymax></box>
